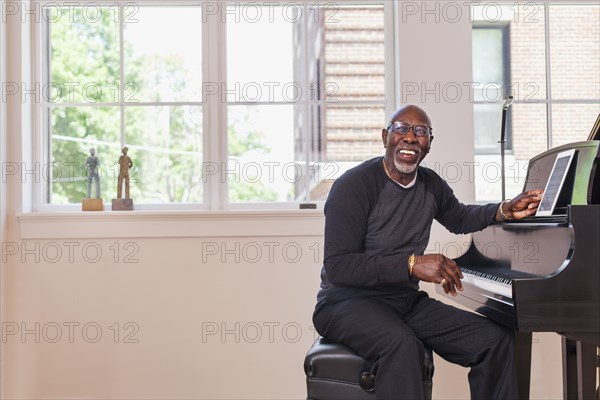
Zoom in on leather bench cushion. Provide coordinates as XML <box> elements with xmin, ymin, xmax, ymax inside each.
<box><xmin>304</xmin><ymin>337</ymin><xmax>434</xmax><ymax>383</ymax></box>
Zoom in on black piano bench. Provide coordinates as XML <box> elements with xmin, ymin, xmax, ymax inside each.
<box><xmin>304</xmin><ymin>337</ymin><xmax>434</xmax><ymax>400</ymax></box>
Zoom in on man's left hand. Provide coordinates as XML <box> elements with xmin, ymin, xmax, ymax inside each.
<box><xmin>496</xmin><ymin>189</ymin><xmax>544</xmax><ymax>222</ymax></box>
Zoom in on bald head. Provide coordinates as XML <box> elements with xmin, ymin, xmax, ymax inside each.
<box><xmin>387</xmin><ymin>105</ymin><xmax>431</xmax><ymax>127</ymax></box>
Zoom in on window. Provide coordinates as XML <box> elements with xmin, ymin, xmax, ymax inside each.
<box><xmin>41</xmin><ymin>5</ymin><xmax>203</xmax><ymax>207</ymax></box>
<box><xmin>36</xmin><ymin>2</ymin><xmax>394</xmax><ymax>210</ymax></box>
<box><xmin>472</xmin><ymin>24</ymin><xmax>511</xmax><ymax>154</ymax></box>
<box><xmin>472</xmin><ymin>3</ymin><xmax>600</xmax><ymax>202</ymax></box>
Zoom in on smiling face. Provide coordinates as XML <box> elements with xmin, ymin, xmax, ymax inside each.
<box><xmin>381</xmin><ymin>105</ymin><xmax>434</xmax><ymax>185</ymax></box>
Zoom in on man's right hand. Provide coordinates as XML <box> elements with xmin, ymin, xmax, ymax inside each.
<box><xmin>411</xmin><ymin>253</ymin><xmax>463</xmax><ymax>296</ymax></box>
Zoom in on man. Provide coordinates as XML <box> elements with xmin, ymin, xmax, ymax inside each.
<box><xmin>312</xmin><ymin>105</ymin><xmax>543</xmax><ymax>399</ymax></box>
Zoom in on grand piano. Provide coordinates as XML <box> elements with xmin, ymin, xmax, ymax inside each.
<box><xmin>438</xmin><ymin>132</ymin><xmax>600</xmax><ymax>399</ymax></box>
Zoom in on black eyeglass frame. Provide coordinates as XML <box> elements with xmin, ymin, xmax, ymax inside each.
<box><xmin>386</xmin><ymin>121</ymin><xmax>433</xmax><ymax>138</ymax></box>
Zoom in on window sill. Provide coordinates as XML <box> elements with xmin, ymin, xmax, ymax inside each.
<box><xmin>17</xmin><ymin>210</ymin><xmax>325</xmax><ymax>239</ymax></box>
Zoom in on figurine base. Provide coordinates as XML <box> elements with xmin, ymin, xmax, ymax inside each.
<box><xmin>112</xmin><ymin>198</ymin><xmax>134</xmax><ymax>211</ymax></box>
<box><xmin>82</xmin><ymin>198</ymin><xmax>104</xmax><ymax>211</ymax></box>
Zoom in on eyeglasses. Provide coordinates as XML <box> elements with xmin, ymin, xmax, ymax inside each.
<box><xmin>386</xmin><ymin>121</ymin><xmax>432</xmax><ymax>138</ymax></box>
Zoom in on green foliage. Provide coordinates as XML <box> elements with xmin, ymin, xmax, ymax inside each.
<box><xmin>228</xmin><ymin>124</ymin><xmax>271</xmax><ymax>157</ymax></box>
<box><xmin>229</xmin><ymin>179</ymin><xmax>278</xmax><ymax>202</ymax></box>
<box><xmin>227</xmin><ymin>108</ymin><xmax>278</xmax><ymax>202</ymax></box>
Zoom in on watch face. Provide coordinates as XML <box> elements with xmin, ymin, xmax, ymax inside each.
<box><xmin>408</xmin><ymin>253</ymin><xmax>416</xmax><ymax>277</ymax></box>
<box><xmin>409</xmin><ymin>254</ymin><xmax>416</xmax><ymax>265</ymax></box>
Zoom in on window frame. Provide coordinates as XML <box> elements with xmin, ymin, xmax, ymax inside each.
<box><xmin>35</xmin><ymin>1</ymin><xmax>208</xmax><ymax>212</ymax></box>
<box><xmin>472</xmin><ymin>22</ymin><xmax>513</xmax><ymax>155</ymax></box>
<box><xmin>32</xmin><ymin>0</ymin><xmax>397</xmax><ymax>212</ymax></box>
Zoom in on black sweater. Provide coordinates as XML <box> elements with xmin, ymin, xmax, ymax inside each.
<box><xmin>316</xmin><ymin>156</ymin><xmax>500</xmax><ymax>307</ymax></box>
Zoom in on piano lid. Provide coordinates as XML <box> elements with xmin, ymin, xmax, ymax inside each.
<box><xmin>460</xmin><ymin>140</ymin><xmax>600</xmax><ymax>278</ymax></box>
<box><xmin>463</xmin><ymin>221</ymin><xmax>573</xmax><ymax>279</ymax></box>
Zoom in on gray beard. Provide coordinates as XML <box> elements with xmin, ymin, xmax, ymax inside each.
<box><xmin>394</xmin><ymin>159</ymin><xmax>418</xmax><ymax>174</ymax></box>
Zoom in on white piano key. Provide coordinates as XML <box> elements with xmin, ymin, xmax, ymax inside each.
<box><xmin>462</xmin><ymin>273</ymin><xmax>513</xmax><ymax>298</ymax></box>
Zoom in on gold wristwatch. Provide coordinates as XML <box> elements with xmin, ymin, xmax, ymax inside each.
<box><xmin>408</xmin><ymin>253</ymin><xmax>416</xmax><ymax>277</ymax></box>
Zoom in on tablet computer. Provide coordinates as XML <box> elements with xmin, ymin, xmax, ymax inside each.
<box><xmin>536</xmin><ymin>149</ymin><xmax>576</xmax><ymax>216</ymax></box>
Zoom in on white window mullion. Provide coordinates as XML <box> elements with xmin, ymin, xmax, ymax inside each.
<box><xmin>386</xmin><ymin>1</ymin><xmax>398</xmax><ymax>115</ymax></box>
<box><xmin>201</xmin><ymin>5</ymin><xmax>211</xmax><ymax>209</ymax></box>
<box><xmin>543</xmin><ymin>3</ymin><xmax>553</xmax><ymax>149</ymax></box>
<box><xmin>302</xmin><ymin>3</ymin><xmax>311</xmax><ymax>202</ymax></box>
<box><xmin>35</xmin><ymin>11</ymin><xmax>47</xmax><ymax>211</ymax></box>
<box><xmin>37</xmin><ymin>6</ymin><xmax>57</xmax><ymax>211</ymax></box>
<box><xmin>219</xmin><ymin>17</ymin><xmax>229</xmax><ymax>210</ymax></box>
<box><xmin>119</xmin><ymin>2</ymin><xmax>125</xmax><ymax>149</ymax></box>
<box><xmin>204</xmin><ymin>5</ymin><xmax>227</xmax><ymax>210</ymax></box>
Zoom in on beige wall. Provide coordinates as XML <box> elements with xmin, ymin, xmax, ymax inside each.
<box><xmin>1</xmin><ymin>2</ymin><xmax>570</xmax><ymax>399</ymax></box>
<box><xmin>2</xmin><ymin>232</ymin><xmax>324</xmax><ymax>399</ymax></box>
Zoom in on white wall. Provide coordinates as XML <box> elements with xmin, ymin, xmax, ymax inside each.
<box><xmin>1</xmin><ymin>2</ymin><xmax>565</xmax><ymax>399</ymax></box>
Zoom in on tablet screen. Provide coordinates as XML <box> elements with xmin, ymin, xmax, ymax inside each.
<box><xmin>536</xmin><ymin>149</ymin><xmax>575</xmax><ymax>216</ymax></box>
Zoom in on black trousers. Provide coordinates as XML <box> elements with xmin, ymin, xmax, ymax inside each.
<box><xmin>313</xmin><ymin>290</ymin><xmax>518</xmax><ymax>400</ymax></box>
